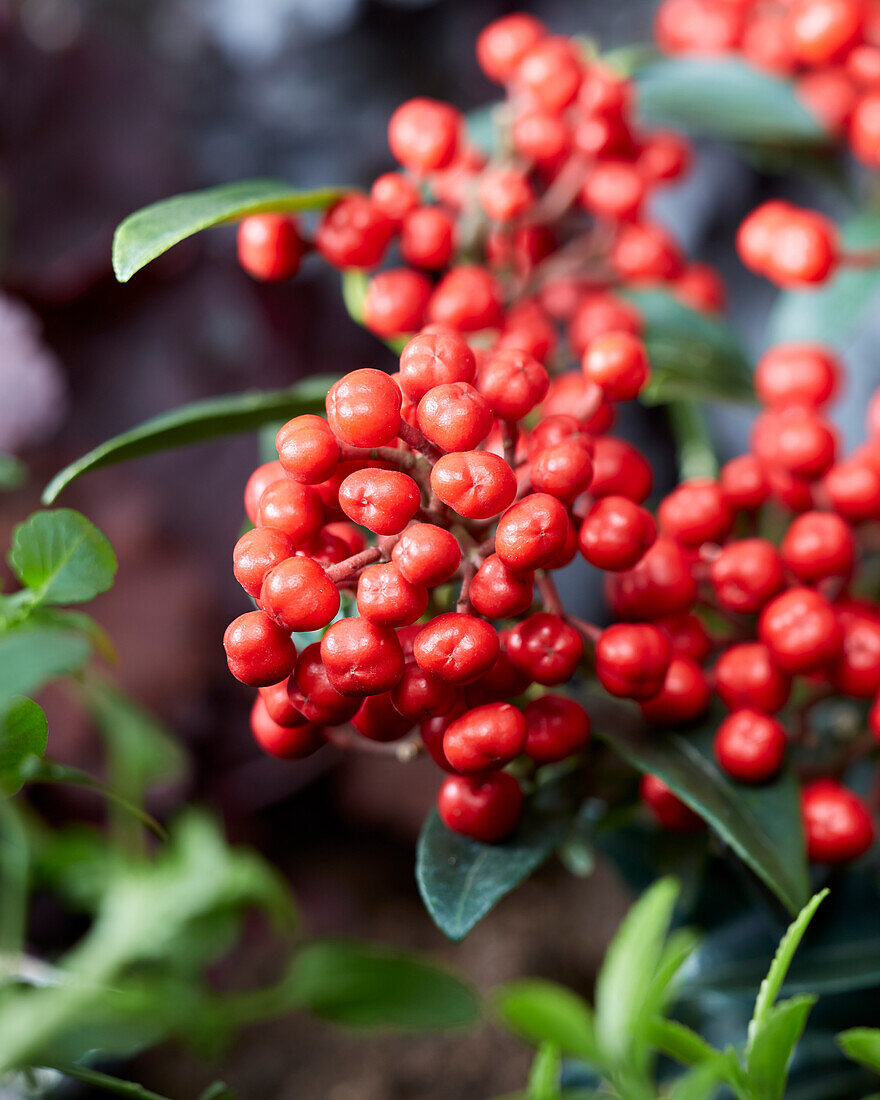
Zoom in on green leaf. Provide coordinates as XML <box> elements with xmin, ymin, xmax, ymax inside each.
<box><xmin>0</xmin><ymin>697</ymin><xmax>47</xmax><ymax>797</ymax></box>
<box><xmin>112</xmin><ymin>179</ymin><xmax>346</xmax><ymax>282</ymax></box>
<box><xmin>747</xmin><ymin>890</ymin><xmax>828</xmax><ymax>1055</ymax></box>
<box><xmin>42</xmin><ymin>377</ymin><xmax>336</xmax><ymax>505</ymax></box>
<box><xmin>416</xmin><ymin>789</ymin><xmax>572</xmax><ymax>941</ymax></box>
<box><xmin>9</xmin><ymin>510</ymin><xmax>116</xmax><ymax>606</ymax></box>
<box><xmin>588</xmin><ymin>694</ymin><xmax>810</xmax><ymax>915</ymax></box>
<box><xmin>0</xmin><ymin>454</ymin><xmax>27</xmax><ymax>491</ymax></box>
<box><xmin>621</xmin><ymin>289</ymin><xmax>753</xmax><ymax>406</ymax></box>
<box><xmin>526</xmin><ymin>1044</ymin><xmax>562</xmax><ymax>1100</ymax></box>
<box><xmin>647</xmin><ymin>1018</ymin><xmax>719</xmax><ymax>1068</ymax></box>
<box><xmin>747</xmin><ymin>995</ymin><xmax>817</xmax><ymax>1100</ymax></box>
<box><xmin>0</xmin><ymin>799</ymin><xmax>28</xmax><ymax>951</ymax></box>
<box><xmin>287</xmin><ymin>939</ymin><xmax>479</xmax><ymax>1029</ymax></box>
<box><xmin>839</xmin><ymin>1029</ymin><xmax>880</xmax><ymax>1075</ymax></box>
<box><xmin>667</xmin><ymin>402</ymin><xmax>719</xmax><ymax>480</ymax></box>
<box><xmin>636</xmin><ymin>57</ymin><xmax>828</xmax><ymax>144</ymax></box>
<box><xmin>0</xmin><ymin>626</ymin><xmax>92</xmax><ymax>703</ymax></box>
<box><xmin>199</xmin><ymin>1085</ymin><xmax>236</xmax><ymax>1100</ymax></box>
<box><xmin>767</xmin><ymin>209</ymin><xmax>880</xmax><ymax>348</ymax></box>
<box><xmin>667</xmin><ymin>1061</ymin><xmax>726</xmax><ymax>1100</ymax></box>
<box><xmin>493</xmin><ymin>980</ymin><xmax>599</xmax><ymax>1064</ymax></box>
<box><xmin>594</xmin><ymin>877</ymin><xmax>679</xmax><ymax>1067</ymax></box>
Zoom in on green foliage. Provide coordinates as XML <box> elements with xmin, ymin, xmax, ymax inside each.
<box><xmin>838</xmin><ymin>1029</ymin><xmax>880</xmax><ymax>1075</ymax></box>
<box><xmin>43</xmin><ymin>378</ymin><xmax>335</xmax><ymax>504</ymax></box>
<box><xmin>494</xmin><ymin>981</ymin><xmax>598</xmax><ymax>1063</ymax></box>
<box><xmin>0</xmin><ymin>697</ymin><xmax>47</xmax><ymax>796</ymax></box>
<box><xmin>9</xmin><ymin>509</ymin><xmax>116</xmax><ymax>606</ymax></box>
<box><xmin>112</xmin><ymin>179</ymin><xmax>347</xmax><ymax>282</ymax></box>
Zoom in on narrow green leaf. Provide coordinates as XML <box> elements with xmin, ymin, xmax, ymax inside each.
<box><xmin>9</xmin><ymin>510</ymin><xmax>116</xmax><ymax>606</ymax></box>
<box><xmin>287</xmin><ymin>939</ymin><xmax>479</xmax><ymax>1029</ymax></box>
<box><xmin>621</xmin><ymin>289</ymin><xmax>753</xmax><ymax>406</ymax></box>
<box><xmin>667</xmin><ymin>402</ymin><xmax>719</xmax><ymax>480</ymax></box>
<box><xmin>667</xmin><ymin>1061</ymin><xmax>726</xmax><ymax>1100</ymax></box>
<box><xmin>636</xmin><ymin>57</ymin><xmax>827</xmax><ymax>144</ymax></box>
<box><xmin>0</xmin><ymin>697</ymin><xmax>47</xmax><ymax>797</ymax></box>
<box><xmin>588</xmin><ymin>693</ymin><xmax>810</xmax><ymax>915</ymax></box>
<box><xmin>747</xmin><ymin>995</ymin><xmax>817</xmax><ymax>1100</ymax></box>
<box><xmin>0</xmin><ymin>799</ymin><xmax>29</xmax><ymax>951</ymax></box>
<box><xmin>42</xmin><ymin>377</ymin><xmax>336</xmax><ymax>505</ymax></box>
<box><xmin>493</xmin><ymin>980</ymin><xmax>599</xmax><ymax>1064</ymax></box>
<box><xmin>416</xmin><ymin>790</ymin><xmax>572</xmax><ymax>940</ymax></box>
<box><xmin>0</xmin><ymin>626</ymin><xmax>91</xmax><ymax>703</ymax></box>
<box><xmin>199</xmin><ymin>1085</ymin><xmax>235</xmax><ymax>1100</ymax></box>
<box><xmin>768</xmin><ymin>209</ymin><xmax>880</xmax><ymax>348</ymax></box>
<box><xmin>647</xmin><ymin>1018</ymin><xmax>719</xmax><ymax>1068</ymax></box>
<box><xmin>839</xmin><ymin>1028</ymin><xmax>880</xmax><ymax>1075</ymax></box>
<box><xmin>747</xmin><ymin>890</ymin><xmax>828</xmax><ymax>1055</ymax></box>
<box><xmin>113</xmin><ymin>180</ymin><xmax>346</xmax><ymax>282</ymax></box>
<box><xmin>526</xmin><ymin>1044</ymin><xmax>561</xmax><ymax>1100</ymax></box>
<box><xmin>594</xmin><ymin>877</ymin><xmax>679</xmax><ymax>1066</ymax></box>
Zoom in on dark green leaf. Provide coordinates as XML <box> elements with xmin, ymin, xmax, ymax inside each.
<box><xmin>493</xmin><ymin>981</ymin><xmax>599</xmax><ymax>1064</ymax></box>
<box><xmin>288</xmin><ymin>939</ymin><xmax>479</xmax><ymax>1029</ymax></box>
<box><xmin>747</xmin><ymin>995</ymin><xmax>816</xmax><ymax>1100</ymax></box>
<box><xmin>0</xmin><ymin>626</ymin><xmax>91</xmax><ymax>703</ymax></box>
<box><xmin>621</xmin><ymin>289</ymin><xmax>753</xmax><ymax>406</ymax></box>
<box><xmin>199</xmin><ymin>1083</ymin><xmax>235</xmax><ymax>1100</ymax></box>
<box><xmin>839</xmin><ymin>1029</ymin><xmax>880</xmax><ymax>1075</ymax></box>
<box><xmin>0</xmin><ymin>697</ymin><xmax>47</xmax><ymax>797</ymax></box>
<box><xmin>768</xmin><ymin>209</ymin><xmax>880</xmax><ymax>348</ymax></box>
<box><xmin>0</xmin><ymin>799</ymin><xmax>28</xmax><ymax>951</ymax></box>
<box><xmin>9</xmin><ymin>510</ymin><xmax>116</xmax><ymax>605</ymax></box>
<box><xmin>636</xmin><ymin>57</ymin><xmax>827</xmax><ymax>144</ymax></box>
<box><xmin>0</xmin><ymin>454</ymin><xmax>27</xmax><ymax>491</ymax></box>
<box><xmin>416</xmin><ymin>788</ymin><xmax>572</xmax><ymax>941</ymax></box>
<box><xmin>587</xmin><ymin>694</ymin><xmax>810</xmax><ymax>915</ymax></box>
<box><xmin>113</xmin><ymin>179</ymin><xmax>347</xmax><ymax>282</ymax></box>
<box><xmin>42</xmin><ymin>377</ymin><xmax>336</xmax><ymax>505</ymax></box>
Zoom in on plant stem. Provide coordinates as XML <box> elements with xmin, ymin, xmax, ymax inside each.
<box><xmin>667</xmin><ymin>400</ymin><xmax>719</xmax><ymax>481</ymax></box>
<box><xmin>43</xmin><ymin>1064</ymin><xmax>175</xmax><ymax>1100</ymax></box>
<box><xmin>324</xmin><ymin>546</ymin><xmax>383</xmax><ymax>582</ymax></box>
<box><xmin>840</xmin><ymin>247</ymin><xmax>880</xmax><ymax>268</ymax></box>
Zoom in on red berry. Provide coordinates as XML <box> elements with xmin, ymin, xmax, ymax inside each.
<box><xmin>738</xmin><ymin>202</ymin><xmax>838</xmax><ymax>287</ymax></box>
<box><xmin>506</xmin><ymin>612</ymin><xmax>584</xmax><ymax>686</ymax></box>
<box><xmin>320</xmin><ymin>617</ymin><xmax>405</xmax><ymax>697</ymax></box>
<box><xmin>659</xmin><ymin>612</ymin><xmax>712</xmax><ymax>664</ymax></box>
<box><xmin>438</xmin><ymin>772</ymin><xmax>523</xmax><ymax>842</ymax></box>
<box><xmin>530</xmin><ymin>439</ymin><xmax>594</xmax><ymax>502</ymax></box>
<box><xmin>477</xmin><ymin>13</ymin><xmax>546</xmax><ymax>82</ymax></box>
<box><xmin>755</xmin><ymin>343</ymin><xmax>841</xmax><ymax>409</ymax></box>
<box><xmin>714</xmin><ymin>641</ymin><xmax>792</xmax><ymax>714</ymax></box>
<box><xmin>589</xmin><ymin>437</ymin><xmax>653</xmax><ymax>502</ymax></box>
<box><xmin>606</xmin><ymin>537</ymin><xmax>697</xmax><ymax>621</ymax></box>
<box><xmin>388</xmin><ymin>97</ymin><xmax>461</xmax><ymax>173</ymax></box>
<box><xmin>250</xmin><ymin>697</ymin><xmax>323</xmax><ymax>759</ymax></box>
<box><xmin>581</xmin><ymin>160</ymin><xmax>646</xmax><ymax>222</ymax></box>
<box><xmin>315</xmin><ymin>195</ymin><xmax>394</xmax><ymax>269</ymax></box>
<box><xmin>260</xmin><ymin>555</ymin><xmax>341</xmax><ymax>633</ymax></box>
<box><xmin>829</xmin><ymin>610</ymin><xmax>880</xmax><ymax>697</ymax></box>
<box><xmin>256</xmin><ymin>480</ymin><xmax>324</xmax><ymax>546</ymax></box>
<box><xmin>523</xmin><ymin>694</ymin><xmax>591</xmax><ymax>764</ymax></box>
<box><xmin>595</xmin><ymin>623</ymin><xmax>671</xmax><ymax>700</ymax></box>
<box><xmin>495</xmin><ymin>493</ymin><xmax>570</xmax><ymax>572</ymax></box>
<box><xmin>479</xmin><ymin>167</ymin><xmax>535</xmax><ymax>222</ymax></box>
<box><xmin>774</xmin><ymin>408</ymin><xmax>838</xmax><ymax>479</ymax></box>
<box><xmin>824</xmin><ymin>459</ymin><xmax>880</xmax><ymax>522</ymax></box>
<box><xmin>759</xmin><ymin>587</ymin><xmax>843</xmax><ymax>674</ymax></box>
<box><xmin>787</xmin><ymin>0</ymin><xmax>863</xmax><ymax>64</ymax></box>
<box><xmin>641</xmin><ymin>773</ymin><xmax>704</xmax><ymax>832</ymax></box>
<box><xmin>610</xmin><ymin>222</ymin><xmax>685</xmax><ymax>282</ymax></box>
<box><xmin>224</xmin><ymin>610</ymin><xmax>297</xmax><ymax>687</ymax></box>
<box><xmin>780</xmin><ymin>510</ymin><xmax>854</xmax><ymax>582</ymax></box>
<box><xmin>356</xmin><ymin>562</ymin><xmax>428</xmax><ymax>627</ymax></box>
<box><xmin>673</xmin><ymin>263</ymin><xmax>726</xmax><ymax>313</ymax></box>
<box><xmin>291</xmin><ymin>643</ymin><xmax>360</xmax><ymax>725</ymax></box>
<box><xmin>430</xmin><ymin>450</ymin><xmax>517</xmax><ymax>520</ymax></box>
<box><xmin>850</xmin><ymin>91</ymin><xmax>880</xmax><ymax>166</ymax></box>
<box><xmin>515</xmin><ymin>37</ymin><xmax>583</xmax><ymax>113</ymax></box>
<box><xmin>801</xmin><ymin>779</ymin><xmax>875</xmax><ymax>862</ymax></box>
<box><xmin>582</xmin><ymin>331</ymin><xmax>650</xmax><ymax>402</ymax></box>
<box><xmin>428</xmin><ymin>266</ymin><xmax>503</xmax><ymax>332</ymax></box>
<box><xmin>714</xmin><ymin>709</ymin><xmax>787</xmax><ymax>783</ymax></box>
<box><xmin>276</xmin><ymin>415</ymin><xmax>340</xmax><ymax>484</ymax></box>
<box><xmin>639</xmin><ymin>131</ymin><xmax>692</xmax><ymax>183</ymax></box>
<box><xmin>401</xmin><ymin>206</ymin><xmax>456</xmax><ymax>270</ymax></box>
<box><xmin>417</xmin><ymin>382</ymin><xmax>494</xmax><ymax>452</ymax></box>
<box><xmin>512</xmin><ymin>109</ymin><xmax>571</xmax><ymax>166</ymax></box>
<box><xmin>392</xmin><ymin>523</ymin><xmax>461</xmax><ymax>587</ymax></box>
<box><xmin>658</xmin><ymin>478</ymin><xmax>734</xmax><ymax>547</ymax></box>
<box><xmin>244</xmin><ymin>460</ymin><xmax>285</xmax><ymax>524</ymax></box>
<box><xmin>398</xmin><ymin>328</ymin><xmax>477</xmax><ymax>403</ymax></box>
<box><xmin>640</xmin><ymin>657</ymin><xmax>711</xmax><ymax>725</ymax></box>
<box><xmin>369</xmin><ymin>172</ymin><xmax>421</xmax><ymax>224</ymax></box>
<box><xmin>709</xmin><ymin>539</ymin><xmax>785</xmax><ymax>615</ymax></box>
<box><xmin>469</xmin><ymin>554</ymin><xmax>535</xmax><ymax>618</ymax></box>
<box><xmin>326</xmin><ymin>369</ymin><xmax>402</xmax><ymax>448</ymax></box>
<box><xmin>476</xmin><ymin>348</ymin><xmax>550</xmax><ymax>421</ymax></box>
<box><xmin>443</xmin><ymin>702</ymin><xmax>528</xmax><ymax>773</ymax></box>
<box><xmin>363</xmin><ymin>269</ymin><xmax>432</xmax><ymax>337</ymax></box>
<box><xmin>391</xmin><ymin>665</ymin><xmax>459</xmax><ymax>721</ymax></box>
<box><xmin>237</xmin><ymin>214</ymin><xmax>304</xmax><ymax>281</ymax></box>
<box><xmin>338</xmin><ymin>468</ymin><xmax>421</xmax><ymax>534</ymax></box>
<box><xmin>352</xmin><ymin>692</ymin><xmax>414</xmax><ymax>743</ymax></box>
<box><xmin>720</xmin><ymin>454</ymin><xmax>770</xmax><ymax>512</ymax></box>
<box><xmin>413</xmin><ymin>613</ymin><xmax>500</xmax><ymax>685</ymax></box>
<box><xmin>259</xmin><ymin>679</ymin><xmax>307</xmax><ymax>727</ymax></box>
<box><xmin>233</xmin><ymin>526</ymin><xmax>296</xmax><ymax>599</ymax></box>
<box><xmin>568</xmin><ymin>292</ymin><xmax>642</xmax><ymax>357</ymax></box>
<box><xmin>797</xmin><ymin>67</ymin><xmax>859</xmax><ymax>135</ymax></box>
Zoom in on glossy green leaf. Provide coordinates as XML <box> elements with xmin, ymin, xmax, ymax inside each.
<box><xmin>287</xmin><ymin>939</ymin><xmax>479</xmax><ymax>1029</ymax></box>
<box><xmin>839</xmin><ymin>1029</ymin><xmax>880</xmax><ymax>1075</ymax></box>
<box><xmin>588</xmin><ymin>694</ymin><xmax>810</xmax><ymax>915</ymax></box>
<box><xmin>493</xmin><ymin>981</ymin><xmax>599</xmax><ymax>1064</ymax></box>
<box><xmin>768</xmin><ymin>209</ymin><xmax>880</xmax><ymax>348</ymax></box>
<box><xmin>747</xmin><ymin>890</ymin><xmax>828</xmax><ymax>1055</ymax></box>
<box><xmin>747</xmin><ymin>995</ymin><xmax>817</xmax><ymax>1100</ymax></box>
<box><xmin>636</xmin><ymin>57</ymin><xmax>827</xmax><ymax>144</ymax></box>
<box><xmin>0</xmin><ymin>626</ymin><xmax>91</xmax><ymax>703</ymax></box>
<box><xmin>416</xmin><ymin>789</ymin><xmax>572</xmax><ymax>941</ymax></box>
<box><xmin>0</xmin><ymin>697</ymin><xmax>47</xmax><ymax>797</ymax></box>
<box><xmin>621</xmin><ymin>289</ymin><xmax>753</xmax><ymax>406</ymax></box>
<box><xmin>594</xmin><ymin>877</ymin><xmax>679</xmax><ymax>1066</ymax></box>
<box><xmin>42</xmin><ymin>377</ymin><xmax>335</xmax><ymax>505</ymax></box>
<box><xmin>9</xmin><ymin>510</ymin><xmax>116</xmax><ymax>606</ymax></box>
<box><xmin>113</xmin><ymin>179</ymin><xmax>346</xmax><ymax>282</ymax></box>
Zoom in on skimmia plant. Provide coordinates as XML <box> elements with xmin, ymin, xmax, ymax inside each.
<box><xmin>19</xmin><ymin>4</ymin><xmax>880</xmax><ymax>1095</ymax></box>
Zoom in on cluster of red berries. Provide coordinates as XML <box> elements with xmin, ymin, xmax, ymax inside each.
<box><xmin>656</xmin><ymin>0</ymin><xmax>880</xmax><ymax>166</ymax></box>
<box><xmin>224</xmin><ymin>14</ymin><xmax>878</xmax><ymax>866</ymax></box>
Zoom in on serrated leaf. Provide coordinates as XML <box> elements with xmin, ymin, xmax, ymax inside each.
<box><xmin>416</xmin><ymin>789</ymin><xmax>572</xmax><ymax>941</ymax></box>
<box><xmin>42</xmin><ymin>377</ymin><xmax>335</xmax><ymax>505</ymax></box>
<box><xmin>0</xmin><ymin>697</ymin><xmax>47</xmax><ymax>797</ymax></box>
<box><xmin>588</xmin><ymin>694</ymin><xmax>810</xmax><ymax>915</ymax></box>
<box><xmin>0</xmin><ymin>626</ymin><xmax>91</xmax><ymax>703</ymax></box>
<box><xmin>113</xmin><ymin>179</ymin><xmax>346</xmax><ymax>282</ymax></box>
<box><xmin>747</xmin><ymin>890</ymin><xmax>828</xmax><ymax>1055</ymax></box>
<box><xmin>839</xmin><ymin>1029</ymin><xmax>880</xmax><ymax>1075</ymax></box>
<box><xmin>747</xmin><ymin>995</ymin><xmax>817</xmax><ymax>1100</ymax></box>
<box><xmin>493</xmin><ymin>981</ymin><xmax>599</xmax><ymax>1064</ymax></box>
<box><xmin>621</xmin><ymin>289</ymin><xmax>753</xmax><ymax>406</ymax></box>
<box><xmin>636</xmin><ymin>57</ymin><xmax>828</xmax><ymax>144</ymax></box>
<box><xmin>287</xmin><ymin>939</ymin><xmax>479</xmax><ymax>1029</ymax></box>
<box><xmin>767</xmin><ymin>209</ymin><xmax>880</xmax><ymax>348</ymax></box>
<box><xmin>594</xmin><ymin>877</ymin><xmax>679</xmax><ymax>1067</ymax></box>
<box><xmin>9</xmin><ymin>510</ymin><xmax>116</xmax><ymax>606</ymax></box>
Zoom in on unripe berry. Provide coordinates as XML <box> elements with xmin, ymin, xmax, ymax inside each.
<box><xmin>438</xmin><ymin>772</ymin><xmax>523</xmax><ymax>842</ymax></box>
<box><xmin>582</xmin><ymin>332</ymin><xmax>650</xmax><ymax>402</ymax></box>
<box><xmin>224</xmin><ymin>610</ymin><xmax>297</xmax><ymax>687</ymax></box>
<box><xmin>326</xmin><ymin>369</ymin><xmax>402</xmax><ymax>448</ymax></box>
<box><xmin>315</xmin><ymin>195</ymin><xmax>394</xmax><ymax>269</ymax></box>
<box><xmin>714</xmin><ymin>709</ymin><xmax>787</xmax><ymax>783</ymax></box>
<box><xmin>714</xmin><ymin>642</ymin><xmax>792</xmax><ymax>714</ymax></box>
<box><xmin>443</xmin><ymin>702</ymin><xmax>528</xmax><ymax>773</ymax></box>
<box><xmin>430</xmin><ymin>450</ymin><xmax>517</xmax><ymax>519</ymax></box>
<box><xmin>641</xmin><ymin>773</ymin><xmax>703</xmax><ymax>832</ymax></box>
<box><xmin>338</xmin><ymin>468</ymin><xmax>421</xmax><ymax>534</ymax></box>
<box><xmin>356</xmin><ymin>562</ymin><xmax>428</xmax><ymax>627</ymax></box>
<box><xmin>469</xmin><ymin>554</ymin><xmax>534</xmax><ymax>619</ymax></box>
<box><xmin>801</xmin><ymin>779</ymin><xmax>875</xmax><ymax>862</ymax></box>
<box><xmin>417</xmin><ymin>382</ymin><xmax>494</xmax><ymax>452</ymax></box>
<box><xmin>640</xmin><ymin>657</ymin><xmax>711</xmax><ymax>725</ymax></box>
<box><xmin>256</xmin><ymin>480</ymin><xmax>324</xmax><ymax>546</ymax></box>
<box><xmin>398</xmin><ymin>328</ymin><xmax>477</xmax><ymax>403</ymax></box>
<box><xmin>233</xmin><ymin>526</ymin><xmax>296</xmax><ymax>599</ymax></box>
<box><xmin>237</xmin><ymin>214</ymin><xmax>304</xmax><ymax>281</ymax></box>
<box><xmin>709</xmin><ymin>539</ymin><xmax>785</xmax><ymax>615</ymax></box>
<box><xmin>392</xmin><ymin>523</ymin><xmax>461</xmax><ymax>588</ymax></box>
<box><xmin>579</xmin><ymin>496</ymin><xmax>656</xmax><ymax>571</ymax></box>
<box><xmin>759</xmin><ymin>587</ymin><xmax>843</xmax><ymax>674</ymax></box>
<box><xmin>476</xmin><ymin>348</ymin><xmax>550</xmax><ymax>421</ymax></box>
<box><xmin>320</xmin><ymin>617</ymin><xmax>405</xmax><ymax>697</ymax></box>
<box><xmin>388</xmin><ymin>97</ymin><xmax>461</xmax><ymax>173</ymax></box>
<box><xmin>260</xmin><ymin>555</ymin><xmax>341</xmax><ymax>633</ymax></box>
<box><xmin>250</xmin><ymin>697</ymin><xmax>323</xmax><ymax>759</ymax></box>
<box><xmin>595</xmin><ymin>623</ymin><xmax>671</xmax><ymax>700</ymax></box>
<box><xmin>495</xmin><ymin>493</ymin><xmax>570</xmax><ymax>572</ymax></box>
<box><xmin>507</xmin><ymin>613</ymin><xmax>584</xmax><ymax>686</ymax></box>
<box><xmin>523</xmin><ymin>694</ymin><xmax>591</xmax><ymax>764</ymax></box>
<box><xmin>413</xmin><ymin>613</ymin><xmax>500</xmax><ymax>685</ymax></box>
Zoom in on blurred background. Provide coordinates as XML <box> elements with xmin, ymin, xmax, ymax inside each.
<box><xmin>0</xmin><ymin>0</ymin><xmax>871</xmax><ymax>1095</ymax></box>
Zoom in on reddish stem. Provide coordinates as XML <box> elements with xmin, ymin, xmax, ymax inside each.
<box><xmin>325</xmin><ymin>546</ymin><xmax>383</xmax><ymax>583</ymax></box>
<box><xmin>398</xmin><ymin>420</ymin><xmax>443</xmax><ymax>463</ymax></box>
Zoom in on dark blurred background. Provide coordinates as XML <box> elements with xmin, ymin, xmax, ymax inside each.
<box><xmin>0</xmin><ymin>1</ymin><xmax>871</xmax><ymax>1095</ymax></box>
